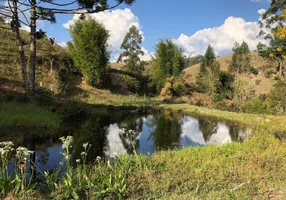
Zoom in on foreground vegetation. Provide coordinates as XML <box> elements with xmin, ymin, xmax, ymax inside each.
<box><xmin>0</xmin><ymin>128</ymin><xmax>285</xmax><ymax>199</ymax></box>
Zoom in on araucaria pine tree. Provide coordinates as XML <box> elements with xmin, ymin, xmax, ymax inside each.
<box><xmin>117</xmin><ymin>25</ymin><xmax>145</xmax><ymax>74</ymax></box>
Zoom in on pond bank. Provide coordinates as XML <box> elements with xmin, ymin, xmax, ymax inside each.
<box><xmin>161</xmin><ymin>104</ymin><xmax>286</xmax><ymax>133</ymax></box>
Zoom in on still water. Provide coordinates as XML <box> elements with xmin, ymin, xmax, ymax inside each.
<box><xmin>1</xmin><ymin>109</ymin><xmax>249</xmax><ymax>172</ymax></box>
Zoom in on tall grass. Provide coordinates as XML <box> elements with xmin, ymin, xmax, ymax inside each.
<box><xmin>0</xmin><ymin>102</ymin><xmax>59</xmax><ymax>129</ymax></box>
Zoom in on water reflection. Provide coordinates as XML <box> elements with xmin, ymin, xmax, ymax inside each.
<box><xmin>0</xmin><ymin>109</ymin><xmax>249</xmax><ymax>171</ymax></box>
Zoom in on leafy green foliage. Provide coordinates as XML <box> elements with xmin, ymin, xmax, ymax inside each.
<box><xmin>196</xmin><ymin>45</ymin><xmax>221</xmax><ymax>94</ymax></box>
<box><xmin>120</xmin><ymin>74</ymin><xmax>140</xmax><ymax>92</ymax></box>
<box><xmin>150</xmin><ymin>39</ymin><xmax>185</xmax><ymax>91</ymax></box>
<box><xmin>212</xmin><ymin>71</ymin><xmax>235</xmax><ymax>102</ymax></box>
<box><xmin>117</xmin><ymin>25</ymin><xmax>145</xmax><ymax>74</ymax></box>
<box><xmin>69</xmin><ymin>17</ymin><xmax>110</xmax><ymax>86</ymax></box>
<box><xmin>267</xmin><ymin>81</ymin><xmax>286</xmax><ymax>114</ymax></box>
<box><xmin>229</xmin><ymin>42</ymin><xmax>252</xmax><ymax>74</ymax></box>
<box><xmin>242</xmin><ymin>97</ymin><xmax>268</xmax><ymax>114</ymax></box>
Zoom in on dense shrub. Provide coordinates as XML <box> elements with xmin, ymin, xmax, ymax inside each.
<box><xmin>212</xmin><ymin>71</ymin><xmax>235</xmax><ymax>102</ymax></box>
<box><xmin>242</xmin><ymin>97</ymin><xmax>268</xmax><ymax>114</ymax></box>
<box><xmin>267</xmin><ymin>81</ymin><xmax>286</xmax><ymax>115</ymax></box>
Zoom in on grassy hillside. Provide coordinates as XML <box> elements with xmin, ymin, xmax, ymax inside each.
<box><xmin>0</xmin><ymin>26</ymin><xmax>72</xmax><ymax>94</ymax></box>
<box><xmin>179</xmin><ymin>52</ymin><xmax>276</xmax><ymax>95</ymax></box>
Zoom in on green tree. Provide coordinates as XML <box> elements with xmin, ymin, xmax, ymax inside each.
<box><xmin>258</xmin><ymin>1</ymin><xmax>286</xmax><ymax>77</ymax></box>
<box><xmin>267</xmin><ymin>81</ymin><xmax>286</xmax><ymax>114</ymax></box>
<box><xmin>69</xmin><ymin>17</ymin><xmax>110</xmax><ymax>86</ymax></box>
<box><xmin>150</xmin><ymin>39</ymin><xmax>185</xmax><ymax>91</ymax></box>
<box><xmin>117</xmin><ymin>25</ymin><xmax>145</xmax><ymax>74</ymax></box>
<box><xmin>212</xmin><ymin>71</ymin><xmax>235</xmax><ymax>102</ymax></box>
<box><xmin>229</xmin><ymin>42</ymin><xmax>252</xmax><ymax>74</ymax></box>
<box><xmin>196</xmin><ymin>45</ymin><xmax>220</xmax><ymax>94</ymax></box>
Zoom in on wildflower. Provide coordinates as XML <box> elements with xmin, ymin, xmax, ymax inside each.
<box><xmin>277</xmin><ymin>47</ymin><xmax>283</xmax><ymax>52</ymax></box>
<box><xmin>83</xmin><ymin>142</ymin><xmax>89</xmax><ymax>148</ymax></box>
<box><xmin>282</xmin><ymin>54</ymin><xmax>286</xmax><ymax>59</ymax></box>
<box><xmin>258</xmin><ymin>185</ymin><xmax>263</xmax><ymax>190</ymax></box>
<box><xmin>269</xmin><ymin>53</ymin><xmax>274</xmax><ymax>57</ymax></box>
<box><xmin>200</xmin><ymin>173</ymin><xmax>205</xmax><ymax>177</ymax></box>
<box><xmin>60</xmin><ymin>136</ymin><xmax>73</xmax><ymax>150</ymax></box>
<box><xmin>76</xmin><ymin>159</ymin><xmax>80</xmax><ymax>163</ymax></box>
<box><xmin>96</xmin><ymin>156</ymin><xmax>101</xmax><ymax>161</ymax></box>
<box><xmin>81</xmin><ymin>152</ymin><xmax>87</xmax><ymax>156</ymax></box>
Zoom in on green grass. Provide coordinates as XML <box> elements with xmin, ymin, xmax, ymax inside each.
<box><xmin>0</xmin><ymin>102</ymin><xmax>59</xmax><ymax>129</ymax></box>
<box><xmin>125</xmin><ymin>131</ymin><xmax>286</xmax><ymax>199</ymax></box>
<box><xmin>161</xmin><ymin>104</ymin><xmax>286</xmax><ymax>133</ymax></box>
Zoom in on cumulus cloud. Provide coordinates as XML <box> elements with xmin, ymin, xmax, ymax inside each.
<box><xmin>63</xmin><ymin>8</ymin><xmax>153</xmax><ymax>61</ymax></box>
<box><xmin>64</xmin><ymin>9</ymin><xmax>142</xmax><ymax>50</ymax></box>
<box><xmin>173</xmin><ymin>13</ymin><xmax>269</xmax><ymax>56</ymax></box>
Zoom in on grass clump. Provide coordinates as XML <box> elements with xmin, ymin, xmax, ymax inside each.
<box><xmin>0</xmin><ymin>102</ymin><xmax>59</xmax><ymax>129</ymax></box>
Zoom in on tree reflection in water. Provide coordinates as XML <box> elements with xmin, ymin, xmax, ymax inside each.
<box><xmin>147</xmin><ymin>110</ymin><xmax>182</xmax><ymax>151</ymax></box>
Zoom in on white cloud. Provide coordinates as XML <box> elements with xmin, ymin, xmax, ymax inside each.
<box><xmin>63</xmin><ymin>8</ymin><xmax>142</xmax><ymax>51</ymax></box>
<box><xmin>63</xmin><ymin>8</ymin><xmax>153</xmax><ymax>61</ymax></box>
<box><xmin>140</xmin><ymin>47</ymin><xmax>153</xmax><ymax>61</ymax></box>
<box><xmin>173</xmin><ymin>13</ymin><xmax>268</xmax><ymax>56</ymax></box>
<box><xmin>58</xmin><ymin>42</ymin><xmax>67</xmax><ymax>47</ymax></box>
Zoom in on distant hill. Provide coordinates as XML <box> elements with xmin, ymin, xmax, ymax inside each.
<box><xmin>179</xmin><ymin>52</ymin><xmax>276</xmax><ymax>95</ymax></box>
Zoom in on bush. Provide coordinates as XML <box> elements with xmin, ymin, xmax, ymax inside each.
<box><xmin>267</xmin><ymin>81</ymin><xmax>286</xmax><ymax>115</ymax></box>
<box><xmin>242</xmin><ymin>97</ymin><xmax>268</xmax><ymax>114</ymax></box>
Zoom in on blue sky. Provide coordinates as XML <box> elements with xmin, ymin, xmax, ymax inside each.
<box><xmin>42</xmin><ymin>0</ymin><xmax>271</xmax><ymax>59</ymax></box>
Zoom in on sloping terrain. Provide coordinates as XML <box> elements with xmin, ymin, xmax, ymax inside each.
<box><xmin>179</xmin><ymin>52</ymin><xmax>275</xmax><ymax>95</ymax></box>
<box><xmin>0</xmin><ymin>26</ymin><xmax>72</xmax><ymax>94</ymax></box>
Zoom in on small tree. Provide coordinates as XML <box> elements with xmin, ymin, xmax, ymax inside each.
<box><xmin>267</xmin><ymin>81</ymin><xmax>286</xmax><ymax>114</ymax></box>
<box><xmin>150</xmin><ymin>39</ymin><xmax>185</xmax><ymax>91</ymax></box>
<box><xmin>69</xmin><ymin>17</ymin><xmax>110</xmax><ymax>86</ymax></box>
<box><xmin>117</xmin><ymin>25</ymin><xmax>145</xmax><ymax>74</ymax></box>
<box><xmin>196</xmin><ymin>45</ymin><xmax>220</xmax><ymax>94</ymax></box>
<box><xmin>229</xmin><ymin>42</ymin><xmax>252</xmax><ymax>74</ymax></box>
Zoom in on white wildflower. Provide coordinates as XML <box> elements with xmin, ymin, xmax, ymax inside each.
<box><xmin>83</xmin><ymin>142</ymin><xmax>89</xmax><ymax>148</ymax></box>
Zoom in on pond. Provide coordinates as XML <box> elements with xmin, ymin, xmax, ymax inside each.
<box><xmin>0</xmin><ymin>108</ymin><xmax>250</xmax><ymax>173</ymax></box>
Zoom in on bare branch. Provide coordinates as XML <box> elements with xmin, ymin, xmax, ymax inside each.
<box><xmin>41</xmin><ymin>0</ymin><xmax>77</xmax><ymax>6</ymax></box>
<box><xmin>40</xmin><ymin>1</ymin><xmax>123</xmax><ymax>14</ymax></box>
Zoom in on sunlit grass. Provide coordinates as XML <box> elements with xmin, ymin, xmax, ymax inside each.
<box><xmin>161</xmin><ymin>104</ymin><xmax>286</xmax><ymax>133</ymax></box>
<box><xmin>0</xmin><ymin>102</ymin><xmax>59</xmax><ymax>129</ymax></box>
